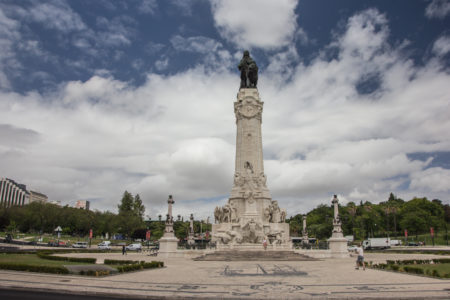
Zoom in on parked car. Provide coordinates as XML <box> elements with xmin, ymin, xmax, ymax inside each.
<box><xmin>98</xmin><ymin>241</ymin><xmax>111</xmax><ymax>250</ymax></box>
<box><xmin>47</xmin><ymin>240</ymin><xmax>58</xmax><ymax>247</ymax></box>
<box><xmin>125</xmin><ymin>243</ymin><xmax>142</xmax><ymax>251</ymax></box>
<box><xmin>72</xmin><ymin>242</ymin><xmax>88</xmax><ymax>248</ymax></box>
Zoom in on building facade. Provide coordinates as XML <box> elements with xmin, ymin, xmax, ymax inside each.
<box><xmin>29</xmin><ymin>190</ymin><xmax>48</xmax><ymax>203</ymax></box>
<box><xmin>75</xmin><ymin>200</ymin><xmax>90</xmax><ymax>210</ymax></box>
<box><xmin>0</xmin><ymin>178</ymin><xmax>30</xmax><ymax>207</ymax></box>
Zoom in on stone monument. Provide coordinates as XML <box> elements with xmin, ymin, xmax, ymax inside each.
<box><xmin>212</xmin><ymin>51</ymin><xmax>290</xmax><ymax>249</ymax></box>
<box><xmin>302</xmin><ymin>215</ymin><xmax>309</xmax><ymax>245</ymax></box>
<box><xmin>327</xmin><ymin>195</ymin><xmax>348</xmax><ymax>257</ymax></box>
<box><xmin>187</xmin><ymin>213</ymin><xmax>195</xmax><ymax>246</ymax></box>
<box><xmin>158</xmin><ymin>195</ymin><xmax>179</xmax><ymax>257</ymax></box>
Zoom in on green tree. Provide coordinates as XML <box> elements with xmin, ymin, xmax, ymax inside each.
<box><xmin>306</xmin><ymin>204</ymin><xmax>333</xmax><ymax>240</ymax></box>
<box><xmin>117</xmin><ymin>191</ymin><xmax>146</xmax><ymax>239</ymax></box>
<box><xmin>399</xmin><ymin>197</ymin><xmax>445</xmax><ymax>239</ymax></box>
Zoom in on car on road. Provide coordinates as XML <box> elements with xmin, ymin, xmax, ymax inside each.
<box><xmin>72</xmin><ymin>242</ymin><xmax>88</xmax><ymax>248</ymax></box>
<box><xmin>98</xmin><ymin>241</ymin><xmax>111</xmax><ymax>250</ymax></box>
<box><xmin>126</xmin><ymin>243</ymin><xmax>142</xmax><ymax>251</ymax></box>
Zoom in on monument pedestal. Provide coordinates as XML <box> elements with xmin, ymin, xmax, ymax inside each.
<box><xmin>327</xmin><ymin>195</ymin><xmax>349</xmax><ymax>258</ymax></box>
<box><xmin>157</xmin><ymin>195</ymin><xmax>180</xmax><ymax>258</ymax></box>
<box><xmin>328</xmin><ymin>235</ymin><xmax>349</xmax><ymax>258</ymax></box>
<box><xmin>158</xmin><ymin>235</ymin><xmax>179</xmax><ymax>258</ymax></box>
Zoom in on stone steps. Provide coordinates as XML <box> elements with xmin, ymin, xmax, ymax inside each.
<box><xmin>193</xmin><ymin>250</ymin><xmax>316</xmax><ymax>261</ymax></box>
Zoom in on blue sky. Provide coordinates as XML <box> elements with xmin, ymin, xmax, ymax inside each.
<box><xmin>0</xmin><ymin>0</ymin><xmax>449</xmax><ymax>220</ymax></box>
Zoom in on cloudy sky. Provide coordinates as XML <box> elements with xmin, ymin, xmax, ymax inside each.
<box><xmin>1</xmin><ymin>0</ymin><xmax>449</xmax><ymax>220</ymax></box>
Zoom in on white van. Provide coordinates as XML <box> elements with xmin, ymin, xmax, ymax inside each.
<box><xmin>72</xmin><ymin>242</ymin><xmax>88</xmax><ymax>248</ymax></box>
<box><xmin>125</xmin><ymin>243</ymin><xmax>142</xmax><ymax>251</ymax></box>
<box><xmin>98</xmin><ymin>241</ymin><xmax>111</xmax><ymax>250</ymax></box>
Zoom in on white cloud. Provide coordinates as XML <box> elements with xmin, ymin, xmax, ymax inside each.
<box><xmin>210</xmin><ymin>0</ymin><xmax>298</xmax><ymax>49</ymax></box>
<box><xmin>170</xmin><ymin>35</ymin><xmax>232</xmax><ymax>69</ymax></box>
<box><xmin>26</xmin><ymin>0</ymin><xmax>86</xmax><ymax>33</ymax></box>
<box><xmin>1</xmin><ymin>8</ymin><xmax>450</xmax><ymax>220</ymax></box>
<box><xmin>410</xmin><ymin>167</ymin><xmax>450</xmax><ymax>193</ymax></box>
<box><xmin>170</xmin><ymin>35</ymin><xmax>222</xmax><ymax>53</ymax></box>
<box><xmin>336</xmin><ymin>8</ymin><xmax>389</xmax><ymax>61</ymax></box>
<box><xmin>425</xmin><ymin>0</ymin><xmax>450</xmax><ymax>19</ymax></box>
<box><xmin>432</xmin><ymin>35</ymin><xmax>450</xmax><ymax>56</ymax></box>
<box><xmin>95</xmin><ymin>16</ymin><xmax>135</xmax><ymax>47</ymax></box>
<box><xmin>138</xmin><ymin>0</ymin><xmax>158</xmax><ymax>15</ymax></box>
<box><xmin>154</xmin><ymin>57</ymin><xmax>169</xmax><ymax>71</ymax></box>
<box><xmin>170</xmin><ymin>0</ymin><xmax>195</xmax><ymax>16</ymax></box>
<box><xmin>0</xmin><ymin>7</ymin><xmax>21</xmax><ymax>89</ymax></box>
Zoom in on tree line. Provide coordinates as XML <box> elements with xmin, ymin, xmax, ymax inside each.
<box><xmin>288</xmin><ymin>193</ymin><xmax>450</xmax><ymax>241</ymax></box>
<box><xmin>0</xmin><ymin>191</ymin><xmax>211</xmax><ymax>241</ymax></box>
<box><xmin>1</xmin><ymin>191</ymin><xmax>448</xmax><ymax>242</ymax></box>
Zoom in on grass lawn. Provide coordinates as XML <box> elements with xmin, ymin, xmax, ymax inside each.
<box><xmin>0</xmin><ymin>253</ymin><xmax>91</xmax><ymax>266</ymax></box>
<box><xmin>404</xmin><ymin>263</ymin><xmax>450</xmax><ymax>275</ymax></box>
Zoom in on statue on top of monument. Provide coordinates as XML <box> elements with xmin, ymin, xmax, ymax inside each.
<box><xmin>238</xmin><ymin>50</ymin><xmax>258</xmax><ymax>89</ymax></box>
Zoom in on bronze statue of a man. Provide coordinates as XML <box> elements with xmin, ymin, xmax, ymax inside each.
<box><xmin>238</xmin><ymin>50</ymin><xmax>258</xmax><ymax>88</ymax></box>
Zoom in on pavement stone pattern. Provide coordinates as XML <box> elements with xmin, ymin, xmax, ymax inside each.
<box><xmin>0</xmin><ymin>250</ymin><xmax>449</xmax><ymax>299</ymax></box>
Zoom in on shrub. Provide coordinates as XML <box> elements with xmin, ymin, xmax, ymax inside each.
<box><xmin>142</xmin><ymin>261</ymin><xmax>164</xmax><ymax>268</ymax></box>
<box><xmin>403</xmin><ymin>266</ymin><xmax>424</xmax><ymax>275</ymax></box>
<box><xmin>104</xmin><ymin>259</ymin><xmax>140</xmax><ymax>265</ymax></box>
<box><xmin>389</xmin><ymin>265</ymin><xmax>400</xmax><ymax>271</ymax></box>
<box><xmin>37</xmin><ymin>251</ymin><xmax>96</xmax><ymax>264</ymax></box>
<box><xmin>0</xmin><ymin>262</ymin><xmax>69</xmax><ymax>274</ymax></box>
<box><xmin>432</xmin><ymin>258</ymin><xmax>450</xmax><ymax>264</ymax></box>
<box><xmin>386</xmin><ymin>260</ymin><xmax>395</xmax><ymax>265</ymax></box>
<box><xmin>115</xmin><ymin>261</ymin><xmax>163</xmax><ymax>273</ymax></box>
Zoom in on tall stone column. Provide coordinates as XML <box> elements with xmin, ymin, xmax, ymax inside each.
<box><xmin>158</xmin><ymin>195</ymin><xmax>179</xmax><ymax>257</ymax></box>
<box><xmin>188</xmin><ymin>213</ymin><xmax>195</xmax><ymax>245</ymax></box>
<box><xmin>230</xmin><ymin>89</ymin><xmax>272</xmax><ymax>223</ymax></box>
<box><xmin>302</xmin><ymin>215</ymin><xmax>308</xmax><ymax>244</ymax></box>
<box><xmin>164</xmin><ymin>195</ymin><xmax>175</xmax><ymax>234</ymax></box>
<box><xmin>328</xmin><ymin>195</ymin><xmax>348</xmax><ymax>257</ymax></box>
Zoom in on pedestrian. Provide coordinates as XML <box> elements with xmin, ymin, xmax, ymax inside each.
<box><xmin>354</xmin><ymin>243</ymin><xmax>365</xmax><ymax>270</ymax></box>
<box><xmin>263</xmin><ymin>237</ymin><xmax>268</xmax><ymax>250</ymax></box>
<box><xmin>122</xmin><ymin>245</ymin><xmax>127</xmax><ymax>255</ymax></box>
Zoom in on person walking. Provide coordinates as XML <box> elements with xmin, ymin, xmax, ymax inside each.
<box><xmin>355</xmin><ymin>243</ymin><xmax>365</xmax><ymax>270</ymax></box>
<box><xmin>263</xmin><ymin>237</ymin><xmax>268</xmax><ymax>250</ymax></box>
<box><xmin>122</xmin><ymin>245</ymin><xmax>127</xmax><ymax>255</ymax></box>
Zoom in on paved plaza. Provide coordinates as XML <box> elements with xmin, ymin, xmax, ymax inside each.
<box><xmin>0</xmin><ymin>250</ymin><xmax>449</xmax><ymax>299</ymax></box>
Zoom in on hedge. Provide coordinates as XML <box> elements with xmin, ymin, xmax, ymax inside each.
<box><xmin>386</xmin><ymin>258</ymin><xmax>450</xmax><ymax>265</ymax></box>
<box><xmin>79</xmin><ymin>270</ymin><xmax>110</xmax><ymax>276</ymax></box>
<box><xmin>37</xmin><ymin>251</ymin><xmax>96</xmax><ymax>264</ymax></box>
<box><xmin>371</xmin><ymin>259</ymin><xmax>450</xmax><ymax>278</ymax></box>
<box><xmin>116</xmin><ymin>261</ymin><xmax>164</xmax><ymax>273</ymax></box>
<box><xmin>143</xmin><ymin>261</ymin><xmax>164</xmax><ymax>268</ymax></box>
<box><xmin>0</xmin><ymin>262</ymin><xmax>69</xmax><ymax>274</ymax></box>
<box><xmin>403</xmin><ymin>266</ymin><xmax>424</xmax><ymax>274</ymax></box>
<box><xmin>104</xmin><ymin>259</ymin><xmax>140</xmax><ymax>265</ymax></box>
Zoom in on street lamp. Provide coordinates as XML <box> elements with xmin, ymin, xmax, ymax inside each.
<box><xmin>200</xmin><ymin>219</ymin><xmax>203</xmax><ymax>247</ymax></box>
<box><xmin>54</xmin><ymin>226</ymin><xmax>62</xmax><ymax>246</ymax></box>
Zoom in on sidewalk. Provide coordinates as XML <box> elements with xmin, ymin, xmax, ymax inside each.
<box><xmin>0</xmin><ymin>251</ymin><xmax>449</xmax><ymax>299</ymax></box>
